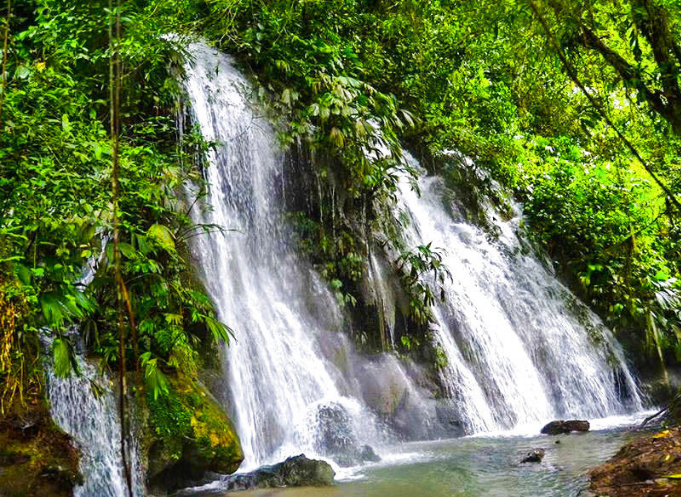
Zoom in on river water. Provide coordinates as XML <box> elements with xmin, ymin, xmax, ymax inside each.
<box><xmin>191</xmin><ymin>413</ymin><xmax>652</xmax><ymax>497</ymax></box>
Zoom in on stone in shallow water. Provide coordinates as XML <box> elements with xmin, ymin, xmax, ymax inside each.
<box><xmin>520</xmin><ymin>448</ymin><xmax>545</xmax><ymax>464</ymax></box>
<box><xmin>540</xmin><ymin>420</ymin><xmax>590</xmax><ymax>435</ymax></box>
<box><xmin>223</xmin><ymin>454</ymin><xmax>335</xmax><ymax>491</ymax></box>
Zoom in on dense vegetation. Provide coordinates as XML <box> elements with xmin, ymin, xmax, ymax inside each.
<box><xmin>194</xmin><ymin>0</ymin><xmax>681</xmax><ymax>367</ymax></box>
<box><xmin>1</xmin><ymin>0</ymin><xmax>681</xmax><ymax>482</ymax></box>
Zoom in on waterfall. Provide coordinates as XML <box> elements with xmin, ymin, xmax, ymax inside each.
<box><xmin>46</xmin><ymin>344</ymin><xmax>143</xmax><ymax>497</ymax></box>
<box><xmin>183</xmin><ymin>43</ymin><xmax>380</xmax><ymax>470</ymax></box>
<box><xmin>396</xmin><ymin>152</ymin><xmax>643</xmax><ymax>432</ymax></box>
<box><xmin>182</xmin><ymin>41</ymin><xmax>643</xmax><ymax>474</ymax></box>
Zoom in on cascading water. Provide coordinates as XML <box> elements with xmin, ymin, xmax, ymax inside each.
<box><xmin>182</xmin><ymin>40</ymin><xmax>644</xmax><ymax>476</ymax></box>
<box><xmin>183</xmin><ymin>43</ymin><xmax>380</xmax><ymax>470</ymax></box>
<box><xmin>46</xmin><ymin>345</ymin><xmax>143</xmax><ymax>497</ymax></box>
<box><xmin>396</xmin><ymin>152</ymin><xmax>643</xmax><ymax>432</ymax></box>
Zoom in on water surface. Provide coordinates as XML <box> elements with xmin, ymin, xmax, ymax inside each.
<box><xmin>193</xmin><ymin>413</ymin><xmax>652</xmax><ymax>497</ymax></box>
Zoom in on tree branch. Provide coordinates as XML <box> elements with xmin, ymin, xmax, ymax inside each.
<box><xmin>527</xmin><ymin>0</ymin><xmax>681</xmax><ymax>214</ymax></box>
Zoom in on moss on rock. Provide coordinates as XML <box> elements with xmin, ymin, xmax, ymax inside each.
<box><xmin>146</xmin><ymin>372</ymin><xmax>243</xmax><ymax>492</ymax></box>
<box><xmin>0</xmin><ymin>388</ymin><xmax>82</xmax><ymax>497</ymax></box>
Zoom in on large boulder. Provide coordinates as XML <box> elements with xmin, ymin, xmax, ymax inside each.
<box><xmin>540</xmin><ymin>420</ymin><xmax>590</xmax><ymax>435</ymax></box>
<box><xmin>220</xmin><ymin>454</ymin><xmax>335</xmax><ymax>491</ymax></box>
<box><xmin>146</xmin><ymin>374</ymin><xmax>243</xmax><ymax>492</ymax></box>
<box><xmin>313</xmin><ymin>402</ymin><xmax>380</xmax><ymax>467</ymax></box>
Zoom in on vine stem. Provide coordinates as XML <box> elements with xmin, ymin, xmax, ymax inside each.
<box><xmin>0</xmin><ymin>0</ymin><xmax>12</xmax><ymax>138</ymax></box>
<box><xmin>109</xmin><ymin>0</ymin><xmax>134</xmax><ymax>495</ymax></box>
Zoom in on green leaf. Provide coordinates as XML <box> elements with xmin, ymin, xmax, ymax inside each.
<box><xmin>53</xmin><ymin>338</ymin><xmax>72</xmax><ymax>378</ymax></box>
<box><xmin>148</xmin><ymin>224</ymin><xmax>176</xmax><ymax>253</ymax></box>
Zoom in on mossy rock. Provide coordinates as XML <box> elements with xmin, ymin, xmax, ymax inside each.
<box><xmin>146</xmin><ymin>372</ymin><xmax>243</xmax><ymax>491</ymax></box>
<box><xmin>0</xmin><ymin>387</ymin><xmax>82</xmax><ymax>497</ymax></box>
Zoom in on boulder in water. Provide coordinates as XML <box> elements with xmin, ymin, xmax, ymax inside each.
<box><xmin>313</xmin><ymin>402</ymin><xmax>381</xmax><ymax>466</ymax></box>
<box><xmin>223</xmin><ymin>454</ymin><xmax>335</xmax><ymax>491</ymax></box>
<box><xmin>540</xmin><ymin>420</ymin><xmax>590</xmax><ymax>435</ymax></box>
<box><xmin>360</xmin><ymin>444</ymin><xmax>381</xmax><ymax>462</ymax></box>
<box><xmin>520</xmin><ymin>448</ymin><xmax>545</xmax><ymax>463</ymax></box>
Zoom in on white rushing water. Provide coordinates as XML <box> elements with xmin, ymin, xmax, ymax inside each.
<box><xmin>396</xmin><ymin>153</ymin><xmax>643</xmax><ymax>432</ymax></box>
<box><xmin>182</xmin><ymin>41</ymin><xmax>644</xmax><ymax>474</ymax></box>
<box><xmin>183</xmin><ymin>43</ymin><xmax>381</xmax><ymax>470</ymax></box>
<box><xmin>47</xmin><ymin>349</ymin><xmax>143</xmax><ymax>497</ymax></box>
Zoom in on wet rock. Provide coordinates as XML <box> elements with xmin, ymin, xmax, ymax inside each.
<box><xmin>147</xmin><ymin>375</ymin><xmax>243</xmax><ymax>492</ymax></box>
<box><xmin>38</xmin><ymin>463</ymin><xmax>83</xmax><ymax>491</ymax></box>
<box><xmin>223</xmin><ymin>454</ymin><xmax>335</xmax><ymax>491</ymax></box>
<box><xmin>520</xmin><ymin>448</ymin><xmax>545</xmax><ymax>463</ymax></box>
<box><xmin>434</xmin><ymin>401</ymin><xmax>466</xmax><ymax>438</ymax></box>
<box><xmin>313</xmin><ymin>402</ymin><xmax>380</xmax><ymax>467</ymax></box>
<box><xmin>0</xmin><ymin>397</ymin><xmax>82</xmax><ymax>497</ymax></box>
<box><xmin>540</xmin><ymin>420</ymin><xmax>590</xmax><ymax>435</ymax></box>
<box><xmin>360</xmin><ymin>445</ymin><xmax>381</xmax><ymax>463</ymax></box>
<box><xmin>357</xmin><ymin>356</ymin><xmax>408</xmax><ymax>416</ymax></box>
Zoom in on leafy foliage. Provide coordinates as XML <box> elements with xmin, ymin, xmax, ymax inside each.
<box><xmin>0</xmin><ymin>0</ymin><xmax>229</xmax><ymax>403</ymax></box>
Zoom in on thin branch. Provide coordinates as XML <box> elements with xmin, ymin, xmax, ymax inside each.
<box><xmin>109</xmin><ymin>0</ymin><xmax>134</xmax><ymax>495</ymax></box>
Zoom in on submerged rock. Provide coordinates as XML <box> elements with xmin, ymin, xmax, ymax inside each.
<box><xmin>520</xmin><ymin>448</ymin><xmax>545</xmax><ymax>463</ymax></box>
<box><xmin>360</xmin><ymin>444</ymin><xmax>381</xmax><ymax>462</ymax></box>
<box><xmin>223</xmin><ymin>454</ymin><xmax>335</xmax><ymax>491</ymax></box>
<box><xmin>541</xmin><ymin>420</ymin><xmax>590</xmax><ymax>435</ymax></box>
<box><xmin>590</xmin><ymin>427</ymin><xmax>681</xmax><ymax>496</ymax></box>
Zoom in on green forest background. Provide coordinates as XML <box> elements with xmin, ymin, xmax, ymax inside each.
<box><xmin>1</xmin><ymin>0</ymin><xmax>680</xmax><ymax>417</ymax></box>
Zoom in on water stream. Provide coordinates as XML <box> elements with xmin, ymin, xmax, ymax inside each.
<box><xmin>395</xmin><ymin>155</ymin><xmax>642</xmax><ymax>431</ymax></box>
<box><xmin>184</xmin><ymin>42</ymin><xmax>381</xmax><ymax>470</ymax></box>
<box><xmin>46</xmin><ymin>347</ymin><xmax>144</xmax><ymax>497</ymax></box>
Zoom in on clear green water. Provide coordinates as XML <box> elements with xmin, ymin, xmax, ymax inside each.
<box><xmin>194</xmin><ymin>414</ymin><xmax>652</xmax><ymax>497</ymax></box>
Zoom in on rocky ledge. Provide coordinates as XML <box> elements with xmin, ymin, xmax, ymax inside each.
<box><xmin>540</xmin><ymin>419</ymin><xmax>590</xmax><ymax>435</ymax></box>
<box><xmin>590</xmin><ymin>427</ymin><xmax>681</xmax><ymax>496</ymax></box>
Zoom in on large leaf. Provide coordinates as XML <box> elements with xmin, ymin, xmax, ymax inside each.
<box><xmin>148</xmin><ymin>224</ymin><xmax>176</xmax><ymax>253</ymax></box>
<box><xmin>53</xmin><ymin>338</ymin><xmax>72</xmax><ymax>378</ymax></box>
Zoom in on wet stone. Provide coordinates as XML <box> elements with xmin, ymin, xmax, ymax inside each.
<box><xmin>520</xmin><ymin>448</ymin><xmax>545</xmax><ymax>464</ymax></box>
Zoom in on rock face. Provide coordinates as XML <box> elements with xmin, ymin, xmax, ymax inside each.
<box><xmin>590</xmin><ymin>427</ymin><xmax>681</xmax><ymax>496</ymax></box>
<box><xmin>0</xmin><ymin>390</ymin><xmax>82</xmax><ymax>497</ymax></box>
<box><xmin>540</xmin><ymin>420</ymin><xmax>590</xmax><ymax>435</ymax></box>
<box><xmin>221</xmin><ymin>454</ymin><xmax>335</xmax><ymax>491</ymax></box>
<box><xmin>313</xmin><ymin>402</ymin><xmax>381</xmax><ymax>467</ymax></box>
<box><xmin>146</xmin><ymin>374</ymin><xmax>243</xmax><ymax>492</ymax></box>
<box><xmin>520</xmin><ymin>448</ymin><xmax>545</xmax><ymax>463</ymax></box>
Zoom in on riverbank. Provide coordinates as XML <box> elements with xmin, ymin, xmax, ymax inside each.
<box><xmin>590</xmin><ymin>426</ymin><xmax>681</xmax><ymax>496</ymax></box>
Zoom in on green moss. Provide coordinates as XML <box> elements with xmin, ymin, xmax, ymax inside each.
<box><xmin>146</xmin><ymin>372</ymin><xmax>243</xmax><ymax>484</ymax></box>
<box><xmin>0</xmin><ymin>384</ymin><xmax>82</xmax><ymax>497</ymax></box>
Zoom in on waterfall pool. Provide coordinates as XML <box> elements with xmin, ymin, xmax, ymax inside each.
<box><xmin>189</xmin><ymin>411</ymin><xmax>654</xmax><ymax>497</ymax></box>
